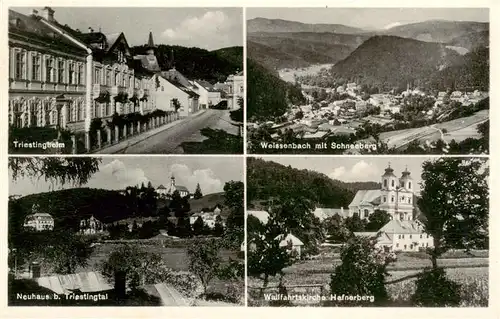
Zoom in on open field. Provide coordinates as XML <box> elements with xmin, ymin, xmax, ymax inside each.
<box><xmin>283</xmin><ymin>256</ymin><xmax>488</xmax><ymax>275</ymax></box>
<box><xmin>248</xmin><ymin>266</ymin><xmax>488</xmax><ymax>307</ymax></box>
<box><xmin>379</xmin><ymin>110</ymin><xmax>488</xmax><ymax>149</ymax></box>
<box><xmin>81</xmin><ymin>242</ymin><xmax>239</xmax><ymax>272</ymax></box>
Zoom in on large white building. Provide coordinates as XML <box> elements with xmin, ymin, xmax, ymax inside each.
<box><xmin>8</xmin><ymin>7</ymin><xmax>156</xmax><ymax>150</ymax></box>
<box><xmin>191</xmin><ymin>80</ymin><xmax>222</xmax><ymax>109</ymax></box>
<box><xmin>349</xmin><ymin>165</ymin><xmax>414</xmax><ymax>221</ymax></box>
<box><xmin>23</xmin><ymin>204</ymin><xmax>54</xmax><ymax>231</ymax></box>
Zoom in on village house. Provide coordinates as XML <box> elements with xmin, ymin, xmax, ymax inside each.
<box><xmin>8</xmin><ymin>7</ymin><xmax>156</xmax><ymax>150</ymax></box>
<box><xmin>276</xmin><ymin>233</ymin><xmax>304</xmax><ymax>258</ymax></box>
<box><xmin>312</xmin><ymin>207</ymin><xmax>349</xmax><ymax>222</ymax></box>
<box><xmin>153</xmin><ymin>71</ymin><xmax>200</xmax><ymax>117</ymax></box>
<box><xmin>349</xmin><ymin>165</ymin><xmax>414</xmax><ymax>221</ymax></box>
<box><xmin>79</xmin><ymin>215</ymin><xmax>104</xmax><ymax>235</ymax></box>
<box><xmin>191</xmin><ymin>80</ymin><xmax>222</xmax><ymax>109</ymax></box>
<box><xmin>155</xmin><ymin>184</ymin><xmax>168</xmax><ymax>198</ymax></box>
<box><xmin>189</xmin><ymin>205</ymin><xmax>223</xmax><ymax>228</ymax></box>
<box><xmin>23</xmin><ymin>204</ymin><xmax>54</xmax><ymax>231</ymax></box>
<box><xmin>355</xmin><ymin>219</ymin><xmax>434</xmax><ymax>252</ymax></box>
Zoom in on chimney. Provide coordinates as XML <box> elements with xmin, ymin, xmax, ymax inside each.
<box><xmin>41</xmin><ymin>7</ymin><xmax>55</xmax><ymax>22</ymax></box>
<box><xmin>88</xmin><ymin>27</ymin><xmax>94</xmax><ymax>33</ymax></box>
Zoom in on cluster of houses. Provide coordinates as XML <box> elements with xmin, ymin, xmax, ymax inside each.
<box><xmin>251</xmin><ymin>79</ymin><xmax>488</xmax><ymax>142</ymax></box>
<box><xmin>248</xmin><ymin>165</ymin><xmax>435</xmax><ymax>255</ymax></box>
<box><xmin>8</xmin><ymin>7</ymin><xmax>243</xmax><ymax>151</ymax></box>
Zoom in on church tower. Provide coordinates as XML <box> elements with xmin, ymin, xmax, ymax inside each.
<box><xmin>397</xmin><ymin>167</ymin><xmax>414</xmax><ymax>221</ymax></box>
<box><xmin>379</xmin><ymin>163</ymin><xmax>399</xmax><ymax>219</ymax></box>
<box><xmin>170</xmin><ymin>175</ymin><xmax>175</xmax><ymax>187</ymax></box>
<box><xmin>147</xmin><ymin>31</ymin><xmax>155</xmax><ymax>56</ymax></box>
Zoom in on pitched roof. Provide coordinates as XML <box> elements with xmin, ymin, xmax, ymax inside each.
<box><xmin>313</xmin><ymin>207</ymin><xmax>348</xmax><ymax>221</ymax></box>
<box><xmin>134</xmin><ymin>54</ymin><xmax>161</xmax><ymax>73</ymax></box>
<box><xmin>36</xmin><ymin>271</ymin><xmax>112</xmax><ymax>294</ymax></box>
<box><xmin>275</xmin><ymin>233</ymin><xmax>304</xmax><ymax>247</ymax></box>
<box><xmin>195</xmin><ymin>80</ymin><xmax>217</xmax><ymax>92</ymax></box>
<box><xmin>8</xmin><ymin>9</ymin><xmax>87</xmax><ymax>55</ymax></box>
<box><xmin>142</xmin><ymin>282</ymin><xmax>189</xmax><ymax>306</ymax></box>
<box><xmin>379</xmin><ymin>220</ymin><xmax>426</xmax><ymax>235</ymax></box>
<box><xmin>349</xmin><ymin>189</ymin><xmax>381</xmax><ymax>207</ymax></box>
<box><xmin>159</xmin><ymin>76</ymin><xmax>199</xmax><ymax>98</ymax></box>
<box><xmin>247</xmin><ymin>210</ymin><xmax>269</xmax><ymax>224</ymax></box>
<box><xmin>157</xmin><ymin>184</ymin><xmax>166</xmax><ymax>189</ymax></box>
<box><xmin>174</xmin><ymin>185</ymin><xmax>189</xmax><ymax>192</ymax></box>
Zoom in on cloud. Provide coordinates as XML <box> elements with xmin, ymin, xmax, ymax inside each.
<box><xmin>329</xmin><ymin>160</ymin><xmax>379</xmax><ymax>181</ymax></box>
<box><xmin>168</xmin><ymin>164</ymin><xmax>223</xmax><ymax>195</ymax></box>
<box><xmin>99</xmin><ymin>159</ymin><xmax>149</xmax><ymax>188</ymax></box>
<box><xmin>161</xmin><ymin>11</ymin><xmax>234</xmax><ymax>49</ymax></box>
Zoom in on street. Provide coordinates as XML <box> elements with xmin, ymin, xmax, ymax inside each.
<box><xmin>116</xmin><ymin>109</ymin><xmax>239</xmax><ymax>154</ymax></box>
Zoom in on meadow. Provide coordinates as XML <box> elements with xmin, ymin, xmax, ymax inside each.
<box><xmin>248</xmin><ymin>252</ymin><xmax>489</xmax><ymax>307</ymax></box>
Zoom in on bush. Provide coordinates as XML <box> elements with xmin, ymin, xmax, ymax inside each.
<box><xmin>328</xmin><ymin>236</ymin><xmax>389</xmax><ymax>306</ymax></box>
<box><xmin>411</xmin><ymin>267</ymin><xmax>461</xmax><ymax>307</ymax></box>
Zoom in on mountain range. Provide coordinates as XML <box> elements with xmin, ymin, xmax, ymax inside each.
<box><xmin>247</xmin><ymin>17</ymin><xmax>489</xmax><ymax>74</ymax></box>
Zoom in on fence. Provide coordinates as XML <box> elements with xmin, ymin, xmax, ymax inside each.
<box><xmin>67</xmin><ymin>112</ymin><xmax>179</xmax><ymax>154</ymax></box>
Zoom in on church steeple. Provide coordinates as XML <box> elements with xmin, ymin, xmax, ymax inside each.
<box><xmin>170</xmin><ymin>175</ymin><xmax>175</xmax><ymax>186</ymax></box>
<box><xmin>147</xmin><ymin>31</ymin><xmax>155</xmax><ymax>55</ymax></box>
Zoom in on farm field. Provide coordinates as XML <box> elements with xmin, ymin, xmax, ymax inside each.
<box><xmin>379</xmin><ymin>110</ymin><xmax>488</xmax><ymax>149</ymax></box>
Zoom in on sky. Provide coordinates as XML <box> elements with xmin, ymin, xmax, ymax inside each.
<box><xmin>253</xmin><ymin>156</ymin><xmax>435</xmax><ymax>192</ymax></box>
<box><xmin>246</xmin><ymin>8</ymin><xmax>489</xmax><ymax>30</ymax></box>
<box><xmin>12</xmin><ymin>7</ymin><xmax>243</xmax><ymax>50</ymax></box>
<box><xmin>9</xmin><ymin>157</ymin><xmax>244</xmax><ymax>196</ymax></box>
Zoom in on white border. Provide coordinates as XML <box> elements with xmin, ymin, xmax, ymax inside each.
<box><xmin>2</xmin><ymin>0</ymin><xmax>498</xmax><ymax>318</ymax></box>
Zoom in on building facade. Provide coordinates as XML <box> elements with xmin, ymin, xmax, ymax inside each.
<box><xmin>166</xmin><ymin>176</ymin><xmax>190</xmax><ymax>198</ymax></box>
<box><xmin>79</xmin><ymin>215</ymin><xmax>104</xmax><ymax>235</ymax></box>
<box><xmin>8</xmin><ymin>7</ymin><xmax>156</xmax><ymax>149</ymax></box>
<box><xmin>23</xmin><ymin>204</ymin><xmax>54</xmax><ymax>231</ymax></box>
<box><xmin>349</xmin><ymin>165</ymin><xmax>414</xmax><ymax>221</ymax></box>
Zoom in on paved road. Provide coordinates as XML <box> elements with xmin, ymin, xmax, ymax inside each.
<box><xmin>117</xmin><ymin>109</ymin><xmax>239</xmax><ymax>154</ymax></box>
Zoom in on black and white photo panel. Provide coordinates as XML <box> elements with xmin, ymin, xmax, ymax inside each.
<box><xmin>246</xmin><ymin>156</ymin><xmax>489</xmax><ymax>307</ymax></box>
<box><xmin>246</xmin><ymin>8</ymin><xmax>489</xmax><ymax>155</ymax></box>
<box><xmin>8</xmin><ymin>156</ymin><xmax>244</xmax><ymax>306</ymax></box>
<box><xmin>8</xmin><ymin>7</ymin><xmax>244</xmax><ymax>155</ymax></box>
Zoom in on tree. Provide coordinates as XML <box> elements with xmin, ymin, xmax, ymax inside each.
<box><xmin>101</xmin><ymin>244</ymin><xmax>170</xmax><ymax>299</ymax></box>
<box><xmin>247</xmin><ymin>219</ymin><xmax>291</xmax><ymax>291</ymax></box>
<box><xmin>418</xmin><ymin>158</ymin><xmax>489</xmax><ymax>268</ymax></box>
<box><xmin>9</xmin><ymin>157</ymin><xmax>101</xmax><ymax>186</ymax></box>
<box><xmin>329</xmin><ymin>236</ymin><xmax>391</xmax><ymax>306</ymax></box>
<box><xmin>192</xmin><ymin>216</ymin><xmax>205</xmax><ymax>236</ymax></box>
<box><xmin>187</xmin><ymin>238</ymin><xmax>221</xmax><ymax>295</ymax></box>
<box><xmin>344</xmin><ymin>213</ymin><xmax>366</xmax><ymax>233</ymax></box>
<box><xmin>366</xmin><ymin>210</ymin><xmax>391</xmax><ymax>231</ymax></box>
<box><xmin>176</xmin><ymin>217</ymin><xmax>192</xmax><ymax>238</ymax></box>
<box><xmin>224</xmin><ymin>181</ymin><xmax>244</xmax><ymax>231</ymax></box>
<box><xmin>194</xmin><ymin>183</ymin><xmax>203</xmax><ymax>199</ymax></box>
<box><xmin>213</xmin><ymin>215</ymin><xmax>224</xmax><ymax>237</ymax></box>
<box><xmin>172</xmin><ymin>98</ymin><xmax>182</xmax><ymax>112</ymax></box>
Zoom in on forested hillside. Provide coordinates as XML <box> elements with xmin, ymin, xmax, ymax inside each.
<box><xmin>130</xmin><ymin>45</ymin><xmax>243</xmax><ymax>83</ymax></box>
<box><xmin>247</xmin><ymin>157</ymin><xmax>380</xmax><ymax>208</ymax></box>
<box><xmin>247</xmin><ymin>58</ymin><xmax>305</xmax><ymax>121</ymax></box>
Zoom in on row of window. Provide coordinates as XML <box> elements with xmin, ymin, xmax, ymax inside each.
<box><xmin>93</xmin><ymin>67</ymin><xmax>134</xmax><ymax>88</ymax></box>
<box><xmin>383</xmin><ymin>179</ymin><xmax>412</xmax><ymax>189</ymax></box>
<box><xmin>382</xmin><ymin>195</ymin><xmax>412</xmax><ymax>204</ymax></box>
<box><xmin>397</xmin><ymin>234</ymin><xmax>430</xmax><ymax>239</ymax></box>
<box><xmin>395</xmin><ymin>242</ymin><xmax>429</xmax><ymax>249</ymax></box>
<box><xmin>12</xmin><ymin>49</ymin><xmax>85</xmax><ymax>85</ymax></box>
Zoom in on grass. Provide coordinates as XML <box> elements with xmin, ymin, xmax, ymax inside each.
<box><xmin>248</xmin><ymin>252</ymin><xmax>489</xmax><ymax>307</ymax></box>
